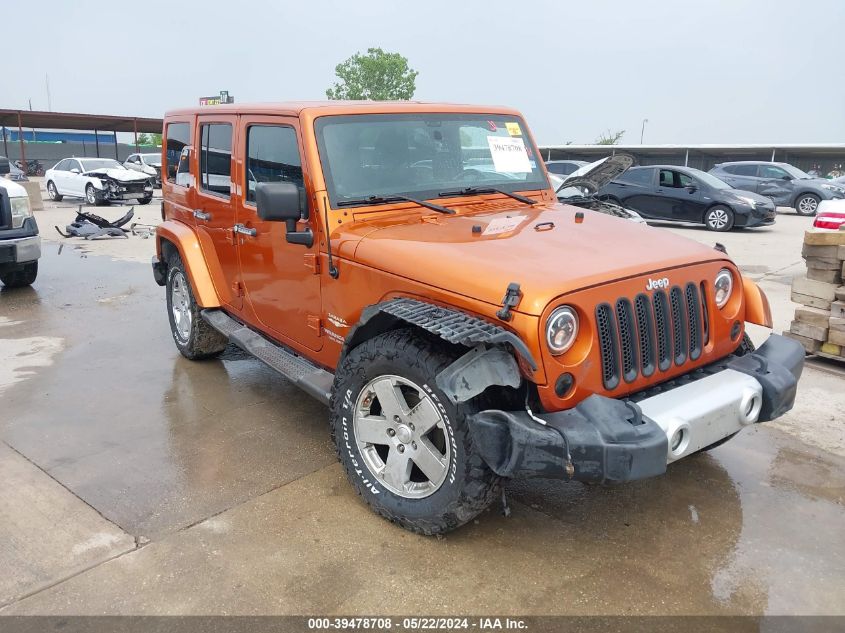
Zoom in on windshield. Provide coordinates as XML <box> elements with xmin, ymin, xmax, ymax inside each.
<box><xmin>141</xmin><ymin>153</ymin><xmax>162</xmax><ymax>166</ymax></box>
<box><xmin>80</xmin><ymin>159</ymin><xmax>123</xmax><ymax>171</ymax></box>
<box><xmin>693</xmin><ymin>170</ymin><xmax>733</xmax><ymax>190</ymax></box>
<box><xmin>315</xmin><ymin>113</ymin><xmax>549</xmax><ymax>206</ymax></box>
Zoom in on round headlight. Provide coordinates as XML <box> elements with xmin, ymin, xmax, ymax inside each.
<box><xmin>714</xmin><ymin>269</ymin><xmax>733</xmax><ymax>309</ymax></box>
<box><xmin>546</xmin><ymin>306</ymin><xmax>579</xmax><ymax>355</ymax></box>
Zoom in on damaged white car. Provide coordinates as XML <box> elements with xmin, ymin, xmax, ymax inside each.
<box><xmin>45</xmin><ymin>158</ymin><xmax>154</xmax><ymax>206</ymax></box>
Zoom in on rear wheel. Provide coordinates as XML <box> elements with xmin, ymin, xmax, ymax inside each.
<box><xmin>704</xmin><ymin>205</ymin><xmax>734</xmax><ymax>231</ymax></box>
<box><xmin>0</xmin><ymin>261</ymin><xmax>38</xmax><ymax>288</ymax></box>
<box><xmin>331</xmin><ymin>329</ymin><xmax>501</xmax><ymax>535</ymax></box>
<box><xmin>165</xmin><ymin>252</ymin><xmax>228</xmax><ymax>360</ymax></box>
<box><xmin>46</xmin><ymin>181</ymin><xmax>62</xmax><ymax>202</ymax></box>
<box><xmin>795</xmin><ymin>193</ymin><xmax>820</xmax><ymax>216</ymax></box>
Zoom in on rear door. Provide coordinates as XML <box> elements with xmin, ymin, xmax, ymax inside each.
<box><xmin>719</xmin><ymin>164</ymin><xmax>758</xmax><ymax>191</ymax></box>
<box><xmin>51</xmin><ymin>159</ymin><xmax>71</xmax><ymax>194</ymax></box>
<box><xmin>195</xmin><ymin>115</ymin><xmax>242</xmax><ymax>310</ymax></box>
<box><xmin>236</xmin><ymin>115</ymin><xmax>323</xmax><ymax>351</ymax></box>
<box><xmin>606</xmin><ymin>168</ymin><xmax>656</xmax><ymax>215</ymax></box>
<box><xmin>162</xmin><ymin>120</ymin><xmax>195</xmax><ymax>228</ymax></box>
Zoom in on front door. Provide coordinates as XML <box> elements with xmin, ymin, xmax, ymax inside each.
<box><xmin>194</xmin><ymin>115</ymin><xmax>242</xmax><ymax>310</ymax></box>
<box><xmin>756</xmin><ymin>163</ymin><xmax>795</xmax><ymax>205</ymax></box>
<box><xmin>236</xmin><ymin>116</ymin><xmax>322</xmax><ymax>352</ymax></box>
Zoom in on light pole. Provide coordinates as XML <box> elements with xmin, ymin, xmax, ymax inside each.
<box><xmin>640</xmin><ymin>118</ymin><xmax>648</xmax><ymax>144</ymax></box>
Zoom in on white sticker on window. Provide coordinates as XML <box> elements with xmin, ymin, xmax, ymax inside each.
<box><xmin>483</xmin><ymin>215</ymin><xmax>526</xmax><ymax>236</ymax></box>
<box><xmin>487</xmin><ymin>136</ymin><xmax>531</xmax><ymax>173</ymax></box>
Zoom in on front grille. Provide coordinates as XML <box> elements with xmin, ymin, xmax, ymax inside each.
<box><xmin>596</xmin><ymin>282</ymin><xmax>708</xmax><ymax>389</ymax></box>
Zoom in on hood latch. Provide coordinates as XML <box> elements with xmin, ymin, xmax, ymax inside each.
<box><xmin>496</xmin><ymin>282</ymin><xmax>522</xmax><ymax>322</ymax></box>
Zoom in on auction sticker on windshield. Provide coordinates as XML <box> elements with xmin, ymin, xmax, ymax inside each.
<box><xmin>487</xmin><ymin>136</ymin><xmax>531</xmax><ymax>173</ymax></box>
<box><xmin>505</xmin><ymin>122</ymin><xmax>522</xmax><ymax>136</ymax></box>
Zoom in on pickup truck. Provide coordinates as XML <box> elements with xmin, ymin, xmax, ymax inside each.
<box><xmin>0</xmin><ymin>156</ymin><xmax>40</xmax><ymax>287</ymax></box>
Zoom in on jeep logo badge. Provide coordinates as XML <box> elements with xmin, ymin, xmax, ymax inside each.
<box><xmin>646</xmin><ymin>277</ymin><xmax>670</xmax><ymax>291</ymax></box>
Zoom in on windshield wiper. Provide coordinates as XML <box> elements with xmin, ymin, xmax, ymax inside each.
<box><xmin>337</xmin><ymin>194</ymin><xmax>455</xmax><ymax>214</ymax></box>
<box><xmin>438</xmin><ymin>187</ymin><xmax>537</xmax><ymax>205</ymax></box>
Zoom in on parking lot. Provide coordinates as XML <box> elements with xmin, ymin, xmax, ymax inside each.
<box><xmin>0</xmin><ymin>182</ymin><xmax>843</xmax><ymax>617</ymax></box>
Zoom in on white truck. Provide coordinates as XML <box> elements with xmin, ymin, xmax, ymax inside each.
<box><xmin>0</xmin><ymin>157</ymin><xmax>40</xmax><ymax>287</ymax></box>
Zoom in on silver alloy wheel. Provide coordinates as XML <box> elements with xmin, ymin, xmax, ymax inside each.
<box><xmin>170</xmin><ymin>271</ymin><xmax>192</xmax><ymax>343</ymax></box>
<box><xmin>354</xmin><ymin>374</ymin><xmax>451</xmax><ymax>499</ymax></box>
<box><xmin>797</xmin><ymin>196</ymin><xmax>818</xmax><ymax>215</ymax></box>
<box><xmin>86</xmin><ymin>185</ymin><xmax>97</xmax><ymax>205</ymax></box>
<box><xmin>708</xmin><ymin>208</ymin><xmax>729</xmax><ymax>229</ymax></box>
<box><xmin>47</xmin><ymin>181</ymin><xmax>57</xmax><ymax>200</ymax></box>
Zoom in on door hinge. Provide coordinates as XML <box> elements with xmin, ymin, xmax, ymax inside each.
<box><xmin>231</xmin><ymin>281</ymin><xmax>244</xmax><ymax>297</ymax></box>
<box><xmin>304</xmin><ymin>253</ymin><xmax>320</xmax><ymax>274</ymax></box>
<box><xmin>307</xmin><ymin>314</ymin><xmax>322</xmax><ymax>334</ymax></box>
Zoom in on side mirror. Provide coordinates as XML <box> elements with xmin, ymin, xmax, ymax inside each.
<box><xmin>781</xmin><ymin>174</ymin><xmax>792</xmax><ymax>181</ymax></box>
<box><xmin>70</xmin><ymin>168</ymin><xmax>80</xmax><ymax>174</ymax></box>
<box><xmin>0</xmin><ymin>156</ymin><xmax>9</xmax><ymax>175</ymax></box>
<box><xmin>685</xmin><ymin>184</ymin><xmax>697</xmax><ymax>192</ymax></box>
<box><xmin>255</xmin><ymin>181</ymin><xmax>313</xmax><ymax>247</ymax></box>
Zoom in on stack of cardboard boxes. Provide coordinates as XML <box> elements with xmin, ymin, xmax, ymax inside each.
<box><xmin>786</xmin><ymin>230</ymin><xmax>845</xmax><ymax>359</ymax></box>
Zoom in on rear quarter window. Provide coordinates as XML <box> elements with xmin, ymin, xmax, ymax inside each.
<box><xmin>617</xmin><ymin>168</ymin><xmax>653</xmax><ymax>185</ymax></box>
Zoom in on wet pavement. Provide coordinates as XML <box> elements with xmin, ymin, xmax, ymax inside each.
<box><xmin>1</xmin><ymin>242</ymin><xmax>844</xmax><ymax>615</ymax></box>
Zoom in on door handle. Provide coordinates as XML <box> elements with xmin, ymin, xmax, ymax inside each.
<box><xmin>233</xmin><ymin>223</ymin><xmax>257</xmax><ymax>237</ymax></box>
<box><xmin>193</xmin><ymin>209</ymin><xmax>211</xmax><ymax>221</ymax></box>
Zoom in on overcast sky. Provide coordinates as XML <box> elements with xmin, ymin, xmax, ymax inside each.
<box><xmin>4</xmin><ymin>0</ymin><xmax>843</xmax><ymax>145</ymax></box>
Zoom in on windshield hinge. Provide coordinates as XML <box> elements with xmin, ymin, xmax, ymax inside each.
<box><xmin>496</xmin><ymin>282</ymin><xmax>522</xmax><ymax>322</ymax></box>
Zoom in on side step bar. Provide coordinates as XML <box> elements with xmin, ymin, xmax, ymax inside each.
<box><xmin>201</xmin><ymin>309</ymin><xmax>334</xmax><ymax>406</ymax></box>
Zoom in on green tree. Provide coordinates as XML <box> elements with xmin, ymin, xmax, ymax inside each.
<box><xmin>326</xmin><ymin>48</ymin><xmax>418</xmax><ymax>101</ymax></box>
<box><xmin>595</xmin><ymin>129</ymin><xmax>625</xmax><ymax>145</ymax></box>
<box><xmin>135</xmin><ymin>133</ymin><xmax>151</xmax><ymax>146</ymax></box>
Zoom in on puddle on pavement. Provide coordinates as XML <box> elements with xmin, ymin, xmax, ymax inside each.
<box><xmin>0</xmin><ymin>246</ymin><xmax>843</xmax><ymax>614</ymax></box>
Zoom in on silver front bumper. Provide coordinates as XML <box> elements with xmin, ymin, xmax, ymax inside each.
<box><xmin>637</xmin><ymin>368</ymin><xmax>763</xmax><ymax>463</ymax></box>
<box><xmin>4</xmin><ymin>235</ymin><xmax>41</xmax><ymax>263</ymax></box>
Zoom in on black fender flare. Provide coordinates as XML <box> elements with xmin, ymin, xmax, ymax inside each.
<box><xmin>341</xmin><ymin>298</ymin><xmax>538</xmax><ymax>403</ymax></box>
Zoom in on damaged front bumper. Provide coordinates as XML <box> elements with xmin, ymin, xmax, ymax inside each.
<box><xmin>467</xmin><ymin>334</ymin><xmax>804</xmax><ymax>484</ymax></box>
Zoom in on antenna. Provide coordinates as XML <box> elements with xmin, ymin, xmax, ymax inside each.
<box><xmin>323</xmin><ymin>195</ymin><xmax>339</xmax><ymax>279</ymax></box>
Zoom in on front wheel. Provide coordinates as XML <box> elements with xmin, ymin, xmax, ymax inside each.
<box><xmin>85</xmin><ymin>184</ymin><xmax>105</xmax><ymax>206</ymax></box>
<box><xmin>704</xmin><ymin>205</ymin><xmax>734</xmax><ymax>231</ymax></box>
<box><xmin>0</xmin><ymin>261</ymin><xmax>38</xmax><ymax>288</ymax></box>
<box><xmin>331</xmin><ymin>329</ymin><xmax>501</xmax><ymax>535</ymax></box>
<box><xmin>795</xmin><ymin>193</ymin><xmax>820</xmax><ymax>216</ymax></box>
<box><xmin>165</xmin><ymin>252</ymin><xmax>228</xmax><ymax>360</ymax></box>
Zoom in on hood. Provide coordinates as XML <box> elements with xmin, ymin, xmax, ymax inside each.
<box><xmin>725</xmin><ymin>188</ymin><xmax>774</xmax><ymax>206</ymax></box>
<box><xmin>0</xmin><ymin>179</ymin><xmax>27</xmax><ymax>197</ymax></box>
<box><xmin>349</xmin><ymin>201</ymin><xmax>726</xmax><ymax>315</ymax></box>
<box><xmin>84</xmin><ymin>168</ymin><xmax>151</xmax><ymax>182</ymax></box>
<box><xmin>558</xmin><ymin>154</ymin><xmax>635</xmax><ymax>194</ymax></box>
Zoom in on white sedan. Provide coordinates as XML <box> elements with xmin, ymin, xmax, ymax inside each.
<box><xmin>45</xmin><ymin>158</ymin><xmax>154</xmax><ymax>206</ymax></box>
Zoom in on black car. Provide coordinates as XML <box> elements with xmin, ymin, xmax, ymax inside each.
<box><xmin>598</xmin><ymin>165</ymin><xmax>776</xmax><ymax>231</ymax></box>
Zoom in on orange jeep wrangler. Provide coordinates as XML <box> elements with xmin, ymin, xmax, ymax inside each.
<box><xmin>153</xmin><ymin>102</ymin><xmax>804</xmax><ymax>534</ymax></box>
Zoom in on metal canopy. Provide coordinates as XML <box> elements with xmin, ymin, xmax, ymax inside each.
<box><xmin>0</xmin><ymin>108</ymin><xmax>162</xmax><ymax>133</ymax></box>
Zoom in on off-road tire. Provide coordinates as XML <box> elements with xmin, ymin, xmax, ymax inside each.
<box><xmin>704</xmin><ymin>205</ymin><xmax>734</xmax><ymax>231</ymax></box>
<box><xmin>0</xmin><ymin>261</ymin><xmax>38</xmax><ymax>288</ymax></box>
<box><xmin>700</xmin><ymin>334</ymin><xmax>755</xmax><ymax>453</ymax></box>
<box><xmin>86</xmin><ymin>184</ymin><xmax>105</xmax><ymax>206</ymax></box>
<box><xmin>330</xmin><ymin>328</ymin><xmax>501</xmax><ymax>535</ymax></box>
<box><xmin>138</xmin><ymin>196</ymin><xmax>152</xmax><ymax>205</ymax></box>
<box><xmin>165</xmin><ymin>252</ymin><xmax>228</xmax><ymax>360</ymax></box>
<box><xmin>46</xmin><ymin>181</ymin><xmax>63</xmax><ymax>202</ymax></box>
<box><xmin>794</xmin><ymin>193</ymin><xmax>820</xmax><ymax>216</ymax></box>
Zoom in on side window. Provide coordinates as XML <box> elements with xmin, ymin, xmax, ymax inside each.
<box><xmin>617</xmin><ymin>168</ymin><xmax>653</xmax><ymax>185</ymax></box>
<box><xmin>546</xmin><ymin>163</ymin><xmax>566</xmax><ymax>175</ymax></box>
<box><xmin>760</xmin><ymin>165</ymin><xmax>788</xmax><ymax>179</ymax></box>
<box><xmin>165</xmin><ymin>122</ymin><xmax>190</xmax><ymax>184</ymax></box>
<box><xmin>678</xmin><ymin>172</ymin><xmax>695</xmax><ymax>188</ymax></box>
<box><xmin>245</xmin><ymin>125</ymin><xmax>303</xmax><ymax>204</ymax></box>
<box><xmin>726</xmin><ymin>164</ymin><xmax>757</xmax><ymax>176</ymax></box>
<box><xmin>659</xmin><ymin>169</ymin><xmax>677</xmax><ymax>188</ymax></box>
<box><xmin>69</xmin><ymin>159</ymin><xmax>82</xmax><ymax>172</ymax></box>
<box><xmin>199</xmin><ymin>123</ymin><xmax>232</xmax><ymax>196</ymax></box>
<box><xmin>54</xmin><ymin>159</ymin><xmax>69</xmax><ymax>171</ymax></box>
